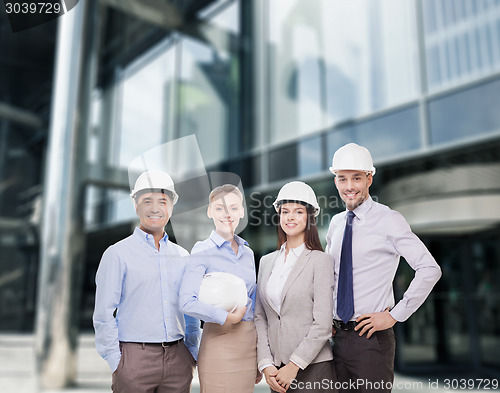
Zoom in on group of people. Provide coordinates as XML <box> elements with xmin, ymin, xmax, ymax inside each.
<box><xmin>93</xmin><ymin>143</ymin><xmax>442</xmax><ymax>393</ymax></box>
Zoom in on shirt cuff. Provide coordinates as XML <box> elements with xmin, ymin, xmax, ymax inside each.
<box><xmin>289</xmin><ymin>353</ymin><xmax>308</xmax><ymax>370</ymax></box>
<box><xmin>259</xmin><ymin>363</ymin><xmax>274</xmax><ymax>373</ymax></box>
<box><xmin>290</xmin><ymin>359</ymin><xmax>304</xmax><ymax>370</ymax></box>
<box><xmin>106</xmin><ymin>351</ymin><xmax>122</xmax><ymax>373</ymax></box>
<box><xmin>258</xmin><ymin>358</ymin><xmax>275</xmax><ymax>371</ymax></box>
<box><xmin>214</xmin><ymin>308</ymin><xmax>229</xmax><ymax>325</ymax></box>
<box><xmin>389</xmin><ymin>303</ymin><xmax>408</xmax><ymax>322</ymax></box>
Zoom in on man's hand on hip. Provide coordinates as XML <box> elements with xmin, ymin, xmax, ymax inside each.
<box><xmin>355</xmin><ymin>308</ymin><xmax>396</xmax><ymax>338</ymax></box>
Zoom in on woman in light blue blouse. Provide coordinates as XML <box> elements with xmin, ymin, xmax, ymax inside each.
<box><xmin>179</xmin><ymin>184</ymin><xmax>259</xmax><ymax>393</ymax></box>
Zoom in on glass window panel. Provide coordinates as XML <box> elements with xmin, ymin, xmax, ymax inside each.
<box><xmin>269</xmin><ymin>144</ymin><xmax>298</xmax><ymax>182</ymax></box>
<box><xmin>476</xmin><ymin>235</ymin><xmax>500</xmax><ymax>369</ymax></box>
<box><xmin>85</xmin><ymin>187</ymin><xmax>135</xmax><ymax>228</ymax></box>
<box><xmin>226</xmin><ymin>155</ymin><xmax>262</xmax><ymax>188</ymax></box>
<box><xmin>178</xmin><ymin>1</ymin><xmax>240</xmax><ymax>167</ymax></box>
<box><xmin>298</xmin><ymin>136</ymin><xmax>322</xmax><ymax>177</ymax></box>
<box><xmin>327</xmin><ymin>106</ymin><xmax>421</xmax><ymax>163</ymax></box>
<box><xmin>424</xmin><ymin>0</ymin><xmax>437</xmax><ymax>34</ymax></box>
<box><xmin>116</xmin><ymin>42</ymin><xmax>177</xmax><ymax>168</ymax></box>
<box><xmin>241</xmin><ymin>156</ymin><xmax>261</xmax><ymax>189</ymax></box>
<box><xmin>460</xmin><ymin>33</ymin><xmax>472</xmax><ymax>74</ymax></box>
<box><xmin>422</xmin><ymin>0</ymin><xmax>500</xmax><ymax>91</ymax></box>
<box><xmin>87</xmin><ymin>91</ymin><xmax>102</xmax><ymax>164</ymax></box>
<box><xmin>429</xmin><ymin>78</ymin><xmax>500</xmax><ymax>145</ymax></box>
<box><xmin>427</xmin><ymin>45</ymin><xmax>441</xmax><ymax>87</ymax></box>
<box><xmin>267</xmin><ymin>0</ymin><xmax>419</xmax><ymax>145</ymax></box>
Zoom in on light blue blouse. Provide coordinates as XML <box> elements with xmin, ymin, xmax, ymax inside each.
<box><xmin>179</xmin><ymin>231</ymin><xmax>257</xmax><ymax>325</ymax></box>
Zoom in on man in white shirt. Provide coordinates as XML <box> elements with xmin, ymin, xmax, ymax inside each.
<box><xmin>326</xmin><ymin>143</ymin><xmax>441</xmax><ymax>393</ymax></box>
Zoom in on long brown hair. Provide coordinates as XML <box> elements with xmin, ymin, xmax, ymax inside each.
<box><xmin>276</xmin><ymin>203</ymin><xmax>323</xmax><ymax>252</ymax></box>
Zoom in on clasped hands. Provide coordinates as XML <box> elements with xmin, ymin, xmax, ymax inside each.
<box><xmin>263</xmin><ymin>362</ymin><xmax>299</xmax><ymax>392</ymax></box>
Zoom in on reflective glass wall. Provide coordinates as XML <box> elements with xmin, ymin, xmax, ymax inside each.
<box><xmin>423</xmin><ymin>0</ymin><xmax>500</xmax><ymax>91</ymax></box>
<box><xmin>86</xmin><ymin>0</ymin><xmax>244</xmax><ymax>227</ymax></box>
<box><xmin>4</xmin><ymin>0</ymin><xmax>496</xmax><ymax>376</ymax></box>
<box><xmin>262</xmin><ymin>0</ymin><xmax>500</xmax><ymax>168</ymax></box>
<box><xmin>266</xmin><ymin>0</ymin><xmax>420</xmax><ymax>144</ymax></box>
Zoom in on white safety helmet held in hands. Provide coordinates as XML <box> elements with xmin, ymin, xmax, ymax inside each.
<box><xmin>273</xmin><ymin>181</ymin><xmax>320</xmax><ymax>217</ymax></box>
<box><xmin>329</xmin><ymin>143</ymin><xmax>376</xmax><ymax>176</ymax></box>
<box><xmin>130</xmin><ymin>170</ymin><xmax>179</xmax><ymax>205</ymax></box>
<box><xmin>198</xmin><ymin>272</ymin><xmax>248</xmax><ymax>312</ymax></box>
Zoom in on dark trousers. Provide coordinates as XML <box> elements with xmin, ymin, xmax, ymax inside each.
<box><xmin>112</xmin><ymin>341</ymin><xmax>195</xmax><ymax>393</ymax></box>
<box><xmin>332</xmin><ymin>328</ymin><xmax>395</xmax><ymax>393</ymax></box>
<box><xmin>271</xmin><ymin>360</ymin><xmax>338</xmax><ymax>393</ymax></box>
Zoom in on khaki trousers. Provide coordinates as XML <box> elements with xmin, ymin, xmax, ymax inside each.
<box><xmin>112</xmin><ymin>341</ymin><xmax>195</xmax><ymax>393</ymax></box>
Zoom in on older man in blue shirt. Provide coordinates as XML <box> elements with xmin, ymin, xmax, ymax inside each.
<box><xmin>93</xmin><ymin>170</ymin><xmax>201</xmax><ymax>393</ymax></box>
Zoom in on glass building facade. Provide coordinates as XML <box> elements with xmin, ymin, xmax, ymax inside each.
<box><xmin>1</xmin><ymin>0</ymin><xmax>500</xmax><ymax>376</ymax></box>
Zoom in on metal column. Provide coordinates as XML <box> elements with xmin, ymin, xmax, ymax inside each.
<box><xmin>35</xmin><ymin>0</ymin><xmax>96</xmax><ymax>388</ymax></box>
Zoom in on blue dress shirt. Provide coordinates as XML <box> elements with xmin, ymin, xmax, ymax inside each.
<box><xmin>179</xmin><ymin>231</ymin><xmax>257</xmax><ymax>325</ymax></box>
<box><xmin>93</xmin><ymin>227</ymin><xmax>201</xmax><ymax>372</ymax></box>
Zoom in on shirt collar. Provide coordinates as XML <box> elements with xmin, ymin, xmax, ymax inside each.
<box><xmin>134</xmin><ymin>227</ymin><xmax>169</xmax><ymax>245</ymax></box>
<box><xmin>209</xmin><ymin>230</ymin><xmax>248</xmax><ymax>248</ymax></box>
<box><xmin>280</xmin><ymin>242</ymin><xmax>306</xmax><ymax>257</ymax></box>
<box><xmin>349</xmin><ymin>195</ymin><xmax>374</xmax><ymax>221</ymax></box>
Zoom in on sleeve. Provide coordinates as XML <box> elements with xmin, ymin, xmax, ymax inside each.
<box><xmin>92</xmin><ymin>246</ymin><xmax>124</xmax><ymax>372</ymax></box>
<box><xmin>289</xmin><ymin>253</ymin><xmax>334</xmax><ymax>369</ymax></box>
<box><xmin>183</xmin><ymin>313</ymin><xmax>201</xmax><ymax>361</ymax></box>
<box><xmin>254</xmin><ymin>258</ymin><xmax>275</xmax><ymax>371</ymax></box>
<box><xmin>388</xmin><ymin>211</ymin><xmax>442</xmax><ymax>322</ymax></box>
<box><xmin>178</xmin><ymin>253</ymin><xmax>229</xmax><ymax>325</ymax></box>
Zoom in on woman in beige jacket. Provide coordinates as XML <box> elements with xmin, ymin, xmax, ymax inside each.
<box><xmin>254</xmin><ymin>181</ymin><xmax>337</xmax><ymax>393</ymax></box>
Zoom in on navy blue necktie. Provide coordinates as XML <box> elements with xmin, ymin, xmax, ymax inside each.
<box><xmin>337</xmin><ymin>210</ymin><xmax>355</xmax><ymax>324</ymax></box>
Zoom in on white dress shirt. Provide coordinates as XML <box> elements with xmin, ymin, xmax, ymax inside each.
<box><xmin>267</xmin><ymin>242</ymin><xmax>306</xmax><ymax>314</ymax></box>
<box><xmin>326</xmin><ymin>196</ymin><xmax>441</xmax><ymax>322</ymax></box>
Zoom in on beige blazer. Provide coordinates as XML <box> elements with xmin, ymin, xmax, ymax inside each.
<box><xmin>254</xmin><ymin>248</ymin><xmax>334</xmax><ymax>370</ymax></box>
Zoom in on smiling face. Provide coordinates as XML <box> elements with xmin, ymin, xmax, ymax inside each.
<box><xmin>207</xmin><ymin>191</ymin><xmax>244</xmax><ymax>237</ymax></box>
<box><xmin>135</xmin><ymin>192</ymin><xmax>173</xmax><ymax>237</ymax></box>
<box><xmin>334</xmin><ymin>170</ymin><xmax>372</xmax><ymax>211</ymax></box>
<box><xmin>279</xmin><ymin>202</ymin><xmax>308</xmax><ymax>242</ymax></box>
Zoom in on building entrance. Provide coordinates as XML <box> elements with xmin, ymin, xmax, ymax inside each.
<box><xmin>396</xmin><ymin>228</ymin><xmax>500</xmax><ymax>376</ymax></box>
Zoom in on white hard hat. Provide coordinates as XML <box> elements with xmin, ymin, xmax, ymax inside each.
<box><xmin>198</xmin><ymin>272</ymin><xmax>247</xmax><ymax>312</ymax></box>
<box><xmin>329</xmin><ymin>143</ymin><xmax>376</xmax><ymax>176</ymax></box>
<box><xmin>130</xmin><ymin>170</ymin><xmax>179</xmax><ymax>204</ymax></box>
<box><xmin>273</xmin><ymin>181</ymin><xmax>320</xmax><ymax>217</ymax></box>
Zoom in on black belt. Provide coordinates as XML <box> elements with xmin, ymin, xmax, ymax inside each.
<box><xmin>130</xmin><ymin>339</ymin><xmax>183</xmax><ymax>347</ymax></box>
<box><xmin>333</xmin><ymin>319</ymin><xmax>358</xmax><ymax>331</ymax></box>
